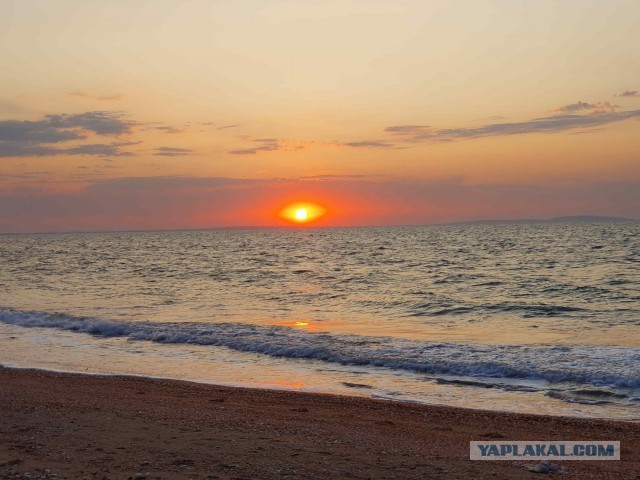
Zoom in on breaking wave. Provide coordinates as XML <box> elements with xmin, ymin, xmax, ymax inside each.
<box><xmin>1</xmin><ymin>308</ymin><xmax>638</xmax><ymax>392</ymax></box>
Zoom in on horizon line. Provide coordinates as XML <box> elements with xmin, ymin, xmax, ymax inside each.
<box><xmin>1</xmin><ymin>215</ymin><xmax>637</xmax><ymax>236</ymax></box>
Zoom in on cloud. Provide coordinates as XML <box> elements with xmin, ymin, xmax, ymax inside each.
<box><xmin>384</xmin><ymin>109</ymin><xmax>640</xmax><ymax>144</ymax></box>
<box><xmin>153</xmin><ymin>147</ymin><xmax>194</xmax><ymax>157</ymax></box>
<box><xmin>62</xmin><ymin>143</ymin><xmax>137</xmax><ymax>157</ymax></box>
<box><xmin>298</xmin><ymin>174</ymin><xmax>370</xmax><ymax>180</ymax></box>
<box><xmin>555</xmin><ymin>101</ymin><xmax>617</xmax><ymax>114</ymax></box>
<box><xmin>0</xmin><ymin>141</ymin><xmax>138</xmax><ymax>158</ymax></box>
<box><xmin>342</xmin><ymin>140</ymin><xmax>395</xmax><ymax>148</ymax></box>
<box><xmin>68</xmin><ymin>92</ymin><xmax>126</xmax><ymax>102</ymax></box>
<box><xmin>228</xmin><ymin>148</ymin><xmax>261</xmax><ymax>155</ymax></box>
<box><xmin>0</xmin><ymin>120</ymin><xmax>84</xmax><ymax>144</ymax></box>
<box><xmin>229</xmin><ymin>137</ymin><xmax>319</xmax><ymax>154</ymax></box>
<box><xmin>213</xmin><ymin>98</ymin><xmax>621</xmax><ymax>154</ymax></box>
<box><xmin>616</xmin><ymin>90</ymin><xmax>638</xmax><ymax>97</ymax></box>
<box><xmin>0</xmin><ymin>111</ymin><xmax>137</xmax><ymax>158</ymax></box>
<box><xmin>45</xmin><ymin>111</ymin><xmax>133</xmax><ymax>135</ymax></box>
<box><xmin>555</xmin><ymin>101</ymin><xmax>595</xmax><ymax>112</ymax></box>
<box><xmin>229</xmin><ymin>138</ymin><xmax>279</xmax><ymax>155</ymax></box>
<box><xmin>229</xmin><ymin>135</ymin><xmax>322</xmax><ymax>155</ymax></box>
<box><xmin>154</xmin><ymin>126</ymin><xmax>185</xmax><ymax>134</ymax></box>
<box><xmin>218</xmin><ymin>124</ymin><xmax>240</xmax><ymax>130</ymax></box>
<box><xmin>384</xmin><ymin>125</ymin><xmax>430</xmax><ymax>134</ymax></box>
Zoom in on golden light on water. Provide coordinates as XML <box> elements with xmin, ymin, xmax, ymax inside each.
<box><xmin>279</xmin><ymin>202</ymin><xmax>326</xmax><ymax>224</ymax></box>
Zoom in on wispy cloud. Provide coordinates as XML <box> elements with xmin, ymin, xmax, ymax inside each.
<box><xmin>339</xmin><ymin>128</ymin><xmax>429</xmax><ymax>149</ymax></box>
<box><xmin>341</xmin><ymin>140</ymin><xmax>395</xmax><ymax>148</ymax></box>
<box><xmin>555</xmin><ymin>101</ymin><xmax>617</xmax><ymax>114</ymax></box>
<box><xmin>227</xmin><ymin>137</ymin><xmax>318</xmax><ymax>155</ymax></box>
<box><xmin>0</xmin><ymin>142</ymin><xmax>137</xmax><ymax>158</ymax></box>
<box><xmin>384</xmin><ymin>125</ymin><xmax>430</xmax><ymax>134</ymax></box>
<box><xmin>229</xmin><ymin>138</ymin><xmax>279</xmax><ymax>155</ymax></box>
<box><xmin>298</xmin><ymin>174</ymin><xmax>371</xmax><ymax>180</ymax></box>
<box><xmin>383</xmin><ymin>109</ymin><xmax>640</xmax><ymax>144</ymax></box>
<box><xmin>230</xmin><ymin>97</ymin><xmax>639</xmax><ymax>154</ymax></box>
<box><xmin>68</xmin><ymin>92</ymin><xmax>126</xmax><ymax>102</ymax></box>
<box><xmin>218</xmin><ymin>124</ymin><xmax>240</xmax><ymax>130</ymax></box>
<box><xmin>59</xmin><ymin>142</ymin><xmax>137</xmax><ymax>157</ymax></box>
<box><xmin>153</xmin><ymin>147</ymin><xmax>194</xmax><ymax>157</ymax></box>
<box><xmin>154</xmin><ymin>125</ymin><xmax>186</xmax><ymax>134</ymax></box>
<box><xmin>616</xmin><ymin>90</ymin><xmax>638</xmax><ymax>97</ymax></box>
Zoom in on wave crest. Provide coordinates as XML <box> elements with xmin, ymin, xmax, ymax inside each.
<box><xmin>1</xmin><ymin>308</ymin><xmax>638</xmax><ymax>390</ymax></box>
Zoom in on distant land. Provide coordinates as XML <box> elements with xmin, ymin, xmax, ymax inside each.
<box><xmin>448</xmin><ymin>215</ymin><xmax>638</xmax><ymax>226</ymax></box>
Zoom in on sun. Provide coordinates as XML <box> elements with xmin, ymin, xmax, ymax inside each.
<box><xmin>279</xmin><ymin>202</ymin><xmax>326</xmax><ymax>224</ymax></box>
<box><xmin>295</xmin><ymin>208</ymin><xmax>308</xmax><ymax>221</ymax></box>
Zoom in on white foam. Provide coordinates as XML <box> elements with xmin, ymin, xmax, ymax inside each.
<box><xmin>1</xmin><ymin>308</ymin><xmax>638</xmax><ymax>390</ymax></box>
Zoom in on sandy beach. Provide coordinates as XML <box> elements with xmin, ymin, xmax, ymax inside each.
<box><xmin>0</xmin><ymin>367</ymin><xmax>638</xmax><ymax>479</ymax></box>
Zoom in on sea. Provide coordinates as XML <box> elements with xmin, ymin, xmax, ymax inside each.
<box><xmin>1</xmin><ymin>223</ymin><xmax>638</xmax><ymax>420</ymax></box>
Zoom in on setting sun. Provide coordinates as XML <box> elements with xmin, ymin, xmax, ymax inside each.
<box><xmin>295</xmin><ymin>209</ymin><xmax>308</xmax><ymax>221</ymax></box>
<box><xmin>279</xmin><ymin>202</ymin><xmax>326</xmax><ymax>224</ymax></box>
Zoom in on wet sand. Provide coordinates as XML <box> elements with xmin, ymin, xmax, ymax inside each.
<box><xmin>0</xmin><ymin>366</ymin><xmax>638</xmax><ymax>479</ymax></box>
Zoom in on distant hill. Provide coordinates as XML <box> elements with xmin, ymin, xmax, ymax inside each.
<box><xmin>544</xmin><ymin>215</ymin><xmax>637</xmax><ymax>223</ymax></box>
<box><xmin>449</xmin><ymin>215</ymin><xmax>637</xmax><ymax>225</ymax></box>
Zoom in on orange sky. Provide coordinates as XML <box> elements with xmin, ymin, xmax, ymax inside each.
<box><xmin>1</xmin><ymin>1</ymin><xmax>639</xmax><ymax>232</ymax></box>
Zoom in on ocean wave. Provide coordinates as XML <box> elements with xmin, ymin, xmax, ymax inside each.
<box><xmin>1</xmin><ymin>308</ymin><xmax>639</xmax><ymax>390</ymax></box>
<box><xmin>544</xmin><ymin>389</ymin><xmax>639</xmax><ymax>406</ymax></box>
<box><xmin>407</xmin><ymin>302</ymin><xmax>588</xmax><ymax>318</ymax></box>
<box><xmin>434</xmin><ymin>377</ymin><xmax>543</xmax><ymax>392</ymax></box>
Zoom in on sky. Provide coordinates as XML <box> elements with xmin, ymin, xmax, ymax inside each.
<box><xmin>1</xmin><ymin>0</ymin><xmax>639</xmax><ymax>232</ymax></box>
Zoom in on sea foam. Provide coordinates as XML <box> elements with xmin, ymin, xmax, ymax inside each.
<box><xmin>1</xmin><ymin>308</ymin><xmax>638</xmax><ymax>391</ymax></box>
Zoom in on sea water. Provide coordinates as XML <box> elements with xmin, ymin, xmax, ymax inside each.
<box><xmin>1</xmin><ymin>223</ymin><xmax>638</xmax><ymax>419</ymax></box>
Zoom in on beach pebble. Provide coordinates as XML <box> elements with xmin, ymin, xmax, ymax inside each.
<box><xmin>527</xmin><ymin>461</ymin><xmax>560</xmax><ymax>473</ymax></box>
<box><xmin>528</xmin><ymin>463</ymin><xmax>549</xmax><ymax>473</ymax></box>
<box><xmin>547</xmin><ymin>463</ymin><xmax>560</xmax><ymax>471</ymax></box>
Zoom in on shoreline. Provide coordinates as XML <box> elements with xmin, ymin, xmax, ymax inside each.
<box><xmin>3</xmin><ymin>362</ymin><xmax>639</xmax><ymax>424</ymax></box>
<box><xmin>1</xmin><ymin>366</ymin><xmax>638</xmax><ymax>479</ymax></box>
<box><xmin>2</xmin><ymin>317</ymin><xmax>638</xmax><ymax>423</ymax></box>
